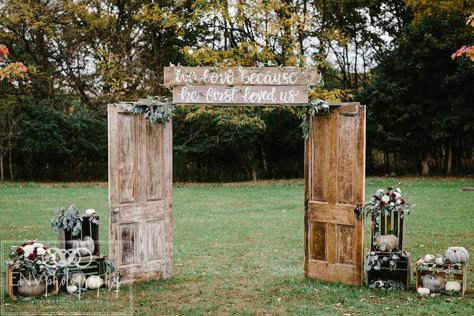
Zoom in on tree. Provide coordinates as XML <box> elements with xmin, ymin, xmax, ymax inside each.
<box><xmin>360</xmin><ymin>10</ymin><xmax>474</xmax><ymax>175</ymax></box>
<box><xmin>452</xmin><ymin>14</ymin><xmax>474</xmax><ymax>60</ymax></box>
<box><xmin>0</xmin><ymin>44</ymin><xmax>27</xmax><ymax>181</ymax></box>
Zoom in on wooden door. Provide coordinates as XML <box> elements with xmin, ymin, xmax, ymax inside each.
<box><xmin>304</xmin><ymin>103</ymin><xmax>365</xmax><ymax>285</ymax></box>
<box><xmin>108</xmin><ymin>105</ymin><xmax>173</xmax><ymax>283</ymax></box>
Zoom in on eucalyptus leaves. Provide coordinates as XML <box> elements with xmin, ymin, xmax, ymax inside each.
<box><xmin>118</xmin><ymin>96</ymin><xmax>174</xmax><ymax>125</ymax></box>
<box><xmin>51</xmin><ymin>204</ymin><xmax>99</xmax><ymax>237</ymax></box>
<box><xmin>300</xmin><ymin>99</ymin><xmax>330</xmax><ymax>138</ymax></box>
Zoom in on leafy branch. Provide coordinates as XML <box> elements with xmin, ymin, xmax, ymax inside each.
<box><xmin>119</xmin><ymin>96</ymin><xmax>175</xmax><ymax>125</ymax></box>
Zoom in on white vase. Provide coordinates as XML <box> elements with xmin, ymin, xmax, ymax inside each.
<box><xmin>17</xmin><ymin>275</ymin><xmax>47</xmax><ymax>297</ymax></box>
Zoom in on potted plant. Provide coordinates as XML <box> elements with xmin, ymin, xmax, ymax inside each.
<box><xmin>51</xmin><ymin>204</ymin><xmax>100</xmax><ymax>257</ymax></box>
<box><xmin>9</xmin><ymin>241</ymin><xmax>62</xmax><ymax>297</ymax></box>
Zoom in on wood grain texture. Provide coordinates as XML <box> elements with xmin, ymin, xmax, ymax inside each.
<box><xmin>304</xmin><ymin>103</ymin><xmax>365</xmax><ymax>285</ymax></box>
<box><xmin>108</xmin><ymin>105</ymin><xmax>173</xmax><ymax>283</ymax></box>
<box><xmin>164</xmin><ymin>66</ymin><xmax>319</xmax><ymax>86</ymax></box>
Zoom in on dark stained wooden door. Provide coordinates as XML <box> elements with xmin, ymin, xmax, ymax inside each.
<box><xmin>108</xmin><ymin>105</ymin><xmax>173</xmax><ymax>283</ymax></box>
<box><xmin>304</xmin><ymin>103</ymin><xmax>365</xmax><ymax>285</ymax></box>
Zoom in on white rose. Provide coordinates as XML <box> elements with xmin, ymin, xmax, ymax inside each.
<box><xmin>376</xmin><ymin>189</ymin><xmax>385</xmax><ymax>195</ymax></box>
<box><xmin>396</xmin><ymin>199</ymin><xmax>401</xmax><ymax>205</ymax></box>
<box><xmin>381</xmin><ymin>195</ymin><xmax>390</xmax><ymax>203</ymax></box>
<box><xmin>32</xmin><ymin>242</ymin><xmax>43</xmax><ymax>249</ymax></box>
<box><xmin>23</xmin><ymin>245</ymin><xmax>34</xmax><ymax>254</ymax></box>
<box><xmin>395</xmin><ymin>188</ymin><xmax>401</xmax><ymax>193</ymax></box>
<box><xmin>390</xmin><ymin>202</ymin><xmax>395</xmax><ymax>206</ymax></box>
<box><xmin>36</xmin><ymin>247</ymin><xmax>46</xmax><ymax>256</ymax></box>
<box><xmin>85</xmin><ymin>209</ymin><xmax>96</xmax><ymax>215</ymax></box>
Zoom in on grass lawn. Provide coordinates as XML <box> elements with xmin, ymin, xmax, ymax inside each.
<box><xmin>1</xmin><ymin>177</ymin><xmax>473</xmax><ymax>315</ymax></box>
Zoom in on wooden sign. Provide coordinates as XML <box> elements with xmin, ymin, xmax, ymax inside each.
<box><xmin>164</xmin><ymin>66</ymin><xmax>319</xmax><ymax>86</ymax></box>
<box><xmin>173</xmin><ymin>85</ymin><xmax>308</xmax><ymax>105</ymax></box>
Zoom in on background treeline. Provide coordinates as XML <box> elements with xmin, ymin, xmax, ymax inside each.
<box><xmin>0</xmin><ymin>0</ymin><xmax>473</xmax><ymax>182</ymax></box>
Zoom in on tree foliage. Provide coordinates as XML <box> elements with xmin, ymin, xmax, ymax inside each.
<box><xmin>0</xmin><ymin>0</ymin><xmax>473</xmax><ymax>180</ymax></box>
<box><xmin>359</xmin><ymin>10</ymin><xmax>474</xmax><ymax>175</ymax></box>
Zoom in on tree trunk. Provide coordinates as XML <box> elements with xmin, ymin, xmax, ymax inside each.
<box><xmin>0</xmin><ymin>146</ymin><xmax>4</xmax><ymax>182</ymax></box>
<box><xmin>421</xmin><ymin>159</ymin><xmax>430</xmax><ymax>176</ymax></box>
<box><xmin>446</xmin><ymin>142</ymin><xmax>453</xmax><ymax>175</ymax></box>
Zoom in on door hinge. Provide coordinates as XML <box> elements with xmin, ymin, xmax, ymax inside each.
<box><xmin>112</xmin><ymin>207</ymin><xmax>120</xmax><ymax>223</ymax></box>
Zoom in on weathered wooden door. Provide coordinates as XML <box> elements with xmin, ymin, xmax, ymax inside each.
<box><xmin>304</xmin><ymin>103</ymin><xmax>365</xmax><ymax>285</ymax></box>
<box><xmin>108</xmin><ymin>105</ymin><xmax>173</xmax><ymax>283</ymax></box>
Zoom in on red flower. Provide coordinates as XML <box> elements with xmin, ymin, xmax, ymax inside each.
<box><xmin>391</xmin><ymin>193</ymin><xmax>396</xmax><ymax>198</ymax></box>
<box><xmin>380</xmin><ymin>201</ymin><xmax>385</xmax><ymax>206</ymax></box>
<box><xmin>16</xmin><ymin>247</ymin><xmax>23</xmax><ymax>255</ymax></box>
<box><xmin>386</xmin><ymin>192</ymin><xmax>390</xmax><ymax>196</ymax></box>
<box><xmin>27</xmin><ymin>253</ymin><xmax>36</xmax><ymax>260</ymax></box>
<box><xmin>21</xmin><ymin>241</ymin><xmax>35</xmax><ymax>247</ymax></box>
<box><xmin>401</xmin><ymin>199</ymin><xmax>405</xmax><ymax>205</ymax></box>
<box><xmin>44</xmin><ymin>247</ymin><xmax>48</xmax><ymax>250</ymax></box>
<box><xmin>372</xmin><ymin>194</ymin><xmax>379</xmax><ymax>200</ymax></box>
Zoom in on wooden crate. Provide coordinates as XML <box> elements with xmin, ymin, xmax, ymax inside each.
<box><xmin>5</xmin><ymin>262</ymin><xmax>58</xmax><ymax>300</ymax></box>
<box><xmin>61</xmin><ymin>256</ymin><xmax>110</xmax><ymax>289</ymax></box>
<box><xmin>58</xmin><ymin>215</ymin><xmax>100</xmax><ymax>257</ymax></box>
<box><xmin>367</xmin><ymin>252</ymin><xmax>411</xmax><ymax>290</ymax></box>
<box><xmin>370</xmin><ymin>209</ymin><xmax>407</xmax><ymax>252</ymax></box>
<box><xmin>416</xmin><ymin>262</ymin><xmax>468</xmax><ymax>295</ymax></box>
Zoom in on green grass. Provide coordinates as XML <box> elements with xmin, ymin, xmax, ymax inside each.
<box><xmin>1</xmin><ymin>178</ymin><xmax>473</xmax><ymax>315</ymax></box>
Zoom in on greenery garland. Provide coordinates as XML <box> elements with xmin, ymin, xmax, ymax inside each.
<box><xmin>118</xmin><ymin>96</ymin><xmax>175</xmax><ymax>125</ymax></box>
<box><xmin>300</xmin><ymin>99</ymin><xmax>330</xmax><ymax>139</ymax></box>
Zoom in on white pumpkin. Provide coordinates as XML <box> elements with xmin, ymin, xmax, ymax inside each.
<box><xmin>434</xmin><ymin>255</ymin><xmax>445</xmax><ymax>266</ymax></box>
<box><xmin>417</xmin><ymin>287</ymin><xmax>430</xmax><ymax>296</ymax></box>
<box><xmin>445</xmin><ymin>281</ymin><xmax>461</xmax><ymax>292</ymax></box>
<box><xmin>423</xmin><ymin>254</ymin><xmax>435</xmax><ymax>263</ymax></box>
<box><xmin>66</xmin><ymin>285</ymin><xmax>78</xmax><ymax>294</ymax></box>
<box><xmin>445</xmin><ymin>247</ymin><xmax>469</xmax><ymax>263</ymax></box>
<box><xmin>70</xmin><ymin>236</ymin><xmax>95</xmax><ymax>256</ymax></box>
<box><xmin>85</xmin><ymin>276</ymin><xmax>104</xmax><ymax>289</ymax></box>
<box><xmin>376</xmin><ymin>234</ymin><xmax>399</xmax><ymax>251</ymax></box>
<box><xmin>69</xmin><ymin>271</ymin><xmax>86</xmax><ymax>288</ymax></box>
<box><xmin>422</xmin><ymin>274</ymin><xmax>445</xmax><ymax>293</ymax></box>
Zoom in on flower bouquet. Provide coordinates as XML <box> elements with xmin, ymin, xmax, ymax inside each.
<box><xmin>9</xmin><ymin>241</ymin><xmax>62</xmax><ymax>297</ymax></box>
<box><xmin>364</xmin><ymin>187</ymin><xmax>412</xmax><ymax>219</ymax></box>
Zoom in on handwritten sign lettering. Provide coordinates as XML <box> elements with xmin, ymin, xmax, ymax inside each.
<box><xmin>173</xmin><ymin>86</ymin><xmax>308</xmax><ymax>105</ymax></box>
<box><xmin>164</xmin><ymin>67</ymin><xmax>319</xmax><ymax>86</ymax></box>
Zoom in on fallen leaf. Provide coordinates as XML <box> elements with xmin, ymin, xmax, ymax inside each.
<box><xmin>277</xmin><ymin>297</ymin><xmax>281</xmax><ymax>302</ymax></box>
<box><xmin>360</xmin><ymin>298</ymin><xmax>366</xmax><ymax>302</ymax></box>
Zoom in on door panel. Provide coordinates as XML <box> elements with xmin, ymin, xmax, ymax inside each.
<box><xmin>108</xmin><ymin>105</ymin><xmax>173</xmax><ymax>283</ymax></box>
<box><xmin>304</xmin><ymin>103</ymin><xmax>365</xmax><ymax>285</ymax></box>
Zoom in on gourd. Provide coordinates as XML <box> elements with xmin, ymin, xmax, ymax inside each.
<box><xmin>85</xmin><ymin>276</ymin><xmax>104</xmax><ymax>289</ymax></box>
<box><xmin>66</xmin><ymin>285</ymin><xmax>78</xmax><ymax>294</ymax></box>
<box><xmin>445</xmin><ymin>281</ymin><xmax>461</xmax><ymax>292</ymax></box>
<box><xmin>376</xmin><ymin>234</ymin><xmax>399</xmax><ymax>251</ymax></box>
<box><xmin>416</xmin><ymin>287</ymin><xmax>430</xmax><ymax>296</ymax></box>
<box><xmin>445</xmin><ymin>247</ymin><xmax>469</xmax><ymax>263</ymax></box>
<box><xmin>422</xmin><ymin>274</ymin><xmax>445</xmax><ymax>293</ymax></box>
<box><xmin>69</xmin><ymin>271</ymin><xmax>86</xmax><ymax>288</ymax></box>
<box><xmin>70</xmin><ymin>236</ymin><xmax>95</xmax><ymax>256</ymax></box>
<box><xmin>434</xmin><ymin>255</ymin><xmax>445</xmax><ymax>266</ymax></box>
<box><xmin>423</xmin><ymin>254</ymin><xmax>435</xmax><ymax>262</ymax></box>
